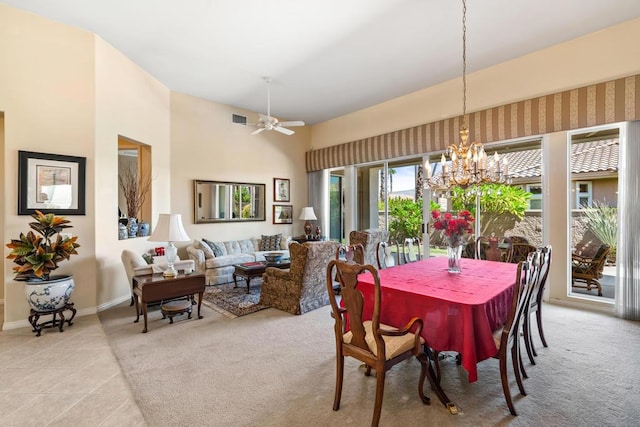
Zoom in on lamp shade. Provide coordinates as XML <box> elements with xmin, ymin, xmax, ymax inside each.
<box><xmin>299</xmin><ymin>207</ymin><xmax>317</xmax><ymax>221</ymax></box>
<box><xmin>148</xmin><ymin>214</ymin><xmax>190</xmax><ymax>242</ymax></box>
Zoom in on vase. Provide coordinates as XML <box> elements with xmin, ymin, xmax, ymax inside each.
<box><xmin>127</xmin><ymin>217</ymin><xmax>138</xmax><ymax>238</ymax></box>
<box><xmin>118</xmin><ymin>223</ymin><xmax>128</xmax><ymax>240</ymax></box>
<box><xmin>138</xmin><ymin>221</ymin><xmax>150</xmax><ymax>237</ymax></box>
<box><xmin>447</xmin><ymin>244</ymin><xmax>463</xmax><ymax>273</ymax></box>
<box><xmin>24</xmin><ymin>275</ymin><xmax>75</xmax><ymax>312</ymax></box>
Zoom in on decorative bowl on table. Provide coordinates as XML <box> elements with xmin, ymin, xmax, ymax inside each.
<box><xmin>264</xmin><ymin>253</ymin><xmax>284</xmax><ymax>263</ymax></box>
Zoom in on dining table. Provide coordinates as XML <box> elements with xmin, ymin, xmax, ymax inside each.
<box><xmin>357</xmin><ymin>256</ymin><xmax>518</xmax><ymax>383</ymax></box>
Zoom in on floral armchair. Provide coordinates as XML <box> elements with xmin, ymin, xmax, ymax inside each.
<box><xmin>348</xmin><ymin>229</ymin><xmax>390</xmax><ymax>266</ymax></box>
<box><xmin>259</xmin><ymin>240</ymin><xmax>340</xmax><ymax>315</ymax></box>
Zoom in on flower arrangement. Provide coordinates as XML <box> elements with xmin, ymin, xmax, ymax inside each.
<box><xmin>431</xmin><ymin>209</ymin><xmax>474</xmax><ymax>247</ymax></box>
<box><xmin>6</xmin><ymin>210</ymin><xmax>80</xmax><ymax>281</ymax></box>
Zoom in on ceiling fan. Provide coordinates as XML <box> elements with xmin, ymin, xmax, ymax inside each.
<box><xmin>249</xmin><ymin>77</ymin><xmax>305</xmax><ymax>136</ymax></box>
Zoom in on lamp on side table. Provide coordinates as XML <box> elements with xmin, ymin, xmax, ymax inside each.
<box><xmin>148</xmin><ymin>214</ymin><xmax>191</xmax><ymax>277</ymax></box>
<box><xmin>299</xmin><ymin>207</ymin><xmax>317</xmax><ymax>238</ymax></box>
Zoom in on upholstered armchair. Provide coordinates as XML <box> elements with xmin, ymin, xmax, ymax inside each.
<box><xmin>259</xmin><ymin>240</ymin><xmax>340</xmax><ymax>315</ymax></box>
<box><xmin>348</xmin><ymin>229</ymin><xmax>390</xmax><ymax>266</ymax></box>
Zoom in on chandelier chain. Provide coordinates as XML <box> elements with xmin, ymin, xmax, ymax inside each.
<box><xmin>462</xmin><ymin>0</ymin><xmax>467</xmax><ymax>123</ymax></box>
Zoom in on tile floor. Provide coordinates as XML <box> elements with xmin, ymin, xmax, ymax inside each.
<box><xmin>0</xmin><ymin>304</ymin><xmax>147</xmax><ymax>426</ymax></box>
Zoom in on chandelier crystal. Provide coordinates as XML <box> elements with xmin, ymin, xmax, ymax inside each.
<box><xmin>425</xmin><ymin>0</ymin><xmax>510</xmax><ymax>192</ymax></box>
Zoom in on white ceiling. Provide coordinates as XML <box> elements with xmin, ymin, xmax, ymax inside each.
<box><xmin>4</xmin><ymin>0</ymin><xmax>640</xmax><ymax>125</ymax></box>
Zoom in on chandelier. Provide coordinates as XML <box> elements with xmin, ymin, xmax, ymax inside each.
<box><xmin>425</xmin><ymin>0</ymin><xmax>509</xmax><ymax>192</ymax></box>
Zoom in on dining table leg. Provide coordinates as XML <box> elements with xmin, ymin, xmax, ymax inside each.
<box><xmin>423</xmin><ymin>346</ymin><xmax>459</xmax><ymax>415</ymax></box>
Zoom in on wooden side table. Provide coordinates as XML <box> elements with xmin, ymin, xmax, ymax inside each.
<box><xmin>133</xmin><ymin>272</ymin><xmax>205</xmax><ymax>333</ymax></box>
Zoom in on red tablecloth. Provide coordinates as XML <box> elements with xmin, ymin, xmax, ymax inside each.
<box><xmin>357</xmin><ymin>256</ymin><xmax>517</xmax><ymax>382</ymax></box>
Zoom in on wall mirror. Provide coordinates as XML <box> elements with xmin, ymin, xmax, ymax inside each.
<box><xmin>194</xmin><ymin>180</ymin><xmax>265</xmax><ymax>223</ymax></box>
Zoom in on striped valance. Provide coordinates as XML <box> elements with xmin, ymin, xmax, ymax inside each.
<box><xmin>305</xmin><ymin>74</ymin><xmax>640</xmax><ymax>172</ymax></box>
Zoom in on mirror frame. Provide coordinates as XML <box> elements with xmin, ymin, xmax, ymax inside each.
<box><xmin>193</xmin><ymin>180</ymin><xmax>266</xmax><ymax>223</ymax></box>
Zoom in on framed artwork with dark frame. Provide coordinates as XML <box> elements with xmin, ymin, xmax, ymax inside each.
<box><xmin>273</xmin><ymin>204</ymin><xmax>293</xmax><ymax>224</ymax></box>
<box><xmin>273</xmin><ymin>177</ymin><xmax>290</xmax><ymax>202</ymax></box>
<box><xmin>18</xmin><ymin>150</ymin><xmax>86</xmax><ymax>215</ymax></box>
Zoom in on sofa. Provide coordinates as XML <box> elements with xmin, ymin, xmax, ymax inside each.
<box><xmin>259</xmin><ymin>240</ymin><xmax>341</xmax><ymax>315</ymax></box>
<box><xmin>186</xmin><ymin>234</ymin><xmax>291</xmax><ymax>285</ymax></box>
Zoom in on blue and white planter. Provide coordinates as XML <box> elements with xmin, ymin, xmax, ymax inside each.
<box><xmin>24</xmin><ymin>275</ymin><xmax>75</xmax><ymax>312</ymax></box>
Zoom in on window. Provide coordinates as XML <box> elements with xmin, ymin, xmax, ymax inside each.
<box><xmin>526</xmin><ymin>184</ymin><xmax>543</xmax><ymax>210</ymax></box>
<box><xmin>575</xmin><ymin>181</ymin><xmax>592</xmax><ymax>209</ymax></box>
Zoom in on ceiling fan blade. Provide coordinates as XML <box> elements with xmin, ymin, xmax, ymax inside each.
<box><xmin>251</xmin><ymin>127</ymin><xmax>265</xmax><ymax>135</ymax></box>
<box><xmin>274</xmin><ymin>126</ymin><xmax>295</xmax><ymax>136</ymax></box>
<box><xmin>278</xmin><ymin>121</ymin><xmax>305</xmax><ymax>127</ymax></box>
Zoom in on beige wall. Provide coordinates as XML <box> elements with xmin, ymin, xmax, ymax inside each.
<box><xmin>0</xmin><ymin>5</ymin><xmax>96</xmax><ymax>324</ymax></box>
<box><xmin>1</xmin><ymin>113</ymin><xmax>4</xmax><ymax>302</ymax></box>
<box><xmin>94</xmin><ymin>36</ymin><xmax>173</xmax><ymax>308</ymax></box>
<box><xmin>1</xmin><ymin>4</ymin><xmax>311</xmax><ymax>326</ymax></box>
<box><xmin>170</xmin><ymin>92</ymin><xmax>311</xmax><ymax>244</ymax></box>
<box><xmin>311</xmin><ymin>17</ymin><xmax>640</xmax><ymax>149</ymax></box>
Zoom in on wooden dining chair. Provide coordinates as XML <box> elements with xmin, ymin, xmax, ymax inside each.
<box><xmin>375</xmin><ymin>241</ymin><xmax>396</xmax><ymax>269</ymax></box>
<box><xmin>506</xmin><ymin>242</ymin><xmax>537</xmax><ymax>264</ymax></box>
<box><xmin>523</xmin><ymin>245</ymin><xmax>552</xmax><ymax>365</ymax></box>
<box><xmin>492</xmin><ymin>259</ymin><xmax>536</xmax><ymax>416</ymax></box>
<box><xmin>402</xmin><ymin>237</ymin><xmax>421</xmax><ymax>263</ymax></box>
<box><xmin>325</xmin><ymin>260</ymin><xmax>431</xmax><ymax>427</ymax></box>
<box><xmin>335</xmin><ymin>244</ymin><xmax>366</xmax><ymax>265</ymax></box>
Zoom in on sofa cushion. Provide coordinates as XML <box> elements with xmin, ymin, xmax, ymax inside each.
<box><xmin>260</xmin><ymin>234</ymin><xmax>282</xmax><ymax>251</ymax></box>
<box><xmin>203</xmin><ymin>238</ymin><xmax>224</xmax><ymax>257</ymax></box>
<box><xmin>205</xmin><ymin>254</ymin><xmax>254</xmax><ymax>269</ymax></box>
<box><xmin>194</xmin><ymin>239</ymin><xmax>215</xmax><ymax>259</ymax></box>
<box><xmin>238</xmin><ymin>239</ymin><xmax>255</xmax><ymax>254</ymax></box>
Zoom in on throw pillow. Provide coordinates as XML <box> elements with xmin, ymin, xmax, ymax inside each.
<box><xmin>203</xmin><ymin>238</ymin><xmax>224</xmax><ymax>257</ymax></box>
<box><xmin>260</xmin><ymin>234</ymin><xmax>282</xmax><ymax>251</ymax></box>
<box><xmin>195</xmin><ymin>239</ymin><xmax>215</xmax><ymax>259</ymax></box>
<box><xmin>141</xmin><ymin>253</ymin><xmax>154</xmax><ymax>265</ymax></box>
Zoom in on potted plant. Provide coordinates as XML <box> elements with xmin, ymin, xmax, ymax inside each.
<box><xmin>6</xmin><ymin>210</ymin><xmax>80</xmax><ymax>312</ymax></box>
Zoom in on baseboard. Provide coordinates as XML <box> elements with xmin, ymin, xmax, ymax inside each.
<box><xmin>1</xmin><ymin>295</ymin><xmax>131</xmax><ymax>331</ymax></box>
<box><xmin>548</xmin><ymin>297</ymin><xmax>614</xmax><ymax>315</ymax></box>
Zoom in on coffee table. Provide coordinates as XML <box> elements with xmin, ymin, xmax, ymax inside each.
<box><xmin>233</xmin><ymin>260</ymin><xmax>290</xmax><ymax>294</ymax></box>
<box><xmin>133</xmin><ymin>272</ymin><xmax>205</xmax><ymax>333</ymax></box>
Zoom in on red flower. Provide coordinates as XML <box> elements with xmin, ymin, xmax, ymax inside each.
<box><xmin>430</xmin><ymin>210</ymin><xmax>474</xmax><ymax>243</ymax></box>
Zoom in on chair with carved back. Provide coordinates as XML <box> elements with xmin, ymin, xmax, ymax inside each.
<box><xmin>348</xmin><ymin>229</ymin><xmax>390</xmax><ymax>267</ymax></box>
<box><xmin>571</xmin><ymin>243</ymin><xmax>610</xmax><ymax>297</ymax></box>
<box><xmin>335</xmin><ymin>243</ymin><xmax>366</xmax><ymax>265</ymax></box>
<box><xmin>325</xmin><ymin>259</ymin><xmax>431</xmax><ymax>426</ymax></box>
<box><xmin>492</xmin><ymin>258</ymin><xmax>537</xmax><ymax>416</ymax></box>
<box><xmin>523</xmin><ymin>245</ymin><xmax>552</xmax><ymax>365</ymax></box>
<box><xmin>506</xmin><ymin>242</ymin><xmax>537</xmax><ymax>264</ymax></box>
<box><xmin>376</xmin><ymin>241</ymin><xmax>396</xmax><ymax>270</ymax></box>
<box><xmin>402</xmin><ymin>237</ymin><xmax>422</xmax><ymax>263</ymax></box>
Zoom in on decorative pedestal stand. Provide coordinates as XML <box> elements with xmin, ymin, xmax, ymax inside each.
<box><xmin>28</xmin><ymin>303</ymin><xmax>77</xmax><ymax>337</ymax></box>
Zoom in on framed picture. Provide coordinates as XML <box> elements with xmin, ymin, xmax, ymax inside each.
<box><xmin>18</xmin><ymin>151</ymin><xmax>86</xmax><ymax>215</ymax></box>
<box><xmin>273</xmin><ymin>177</ymin><xmax>290</xmax><ymax>202</ymax></box>
<box><xmin>273</xmin><ymin>204</ymin><xmax>293</xmax><ymax>224</ymax></box>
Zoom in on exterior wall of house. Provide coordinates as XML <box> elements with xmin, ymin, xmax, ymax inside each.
<box><xmin>591</xmin><ymin>177</ymin><xmax>618</xmax><ymax>207</ymax></box>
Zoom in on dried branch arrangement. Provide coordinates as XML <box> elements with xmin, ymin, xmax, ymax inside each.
<box><xmin>118</xmin><ymin>164</ymin><xmax>151</xmax><ymax>219</ymax></box>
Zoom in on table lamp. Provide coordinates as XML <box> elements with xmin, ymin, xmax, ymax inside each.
<box><xmin>148</xmin><ymin>213</ymin><xmax>191</xmax><ymax>277</ymax></box>
<box><xmin>299</xmin><ymin>207</ymin><xmax>317</xmax><ymax>237</ymax></box>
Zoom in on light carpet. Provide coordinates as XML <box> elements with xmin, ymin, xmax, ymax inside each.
<box><xmin>99</xmin><ymin>301</ymin><xmax>640</xmax><ymax>426</ymax></box>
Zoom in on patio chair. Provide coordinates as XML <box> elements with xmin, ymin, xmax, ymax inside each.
<box><xmin>571</xmin><ymin>243</ymin><xmax>610</xmax><ymax>297</ymax></box>
<box><xmin>506</xmin><ymin>242</ymin><xmax>537</xmax><ymax>264</ymax></box>
<box><xmin>325</xmin><ymin>259</ymin><xmax>431</xmax><ymax>426</ymax></box>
